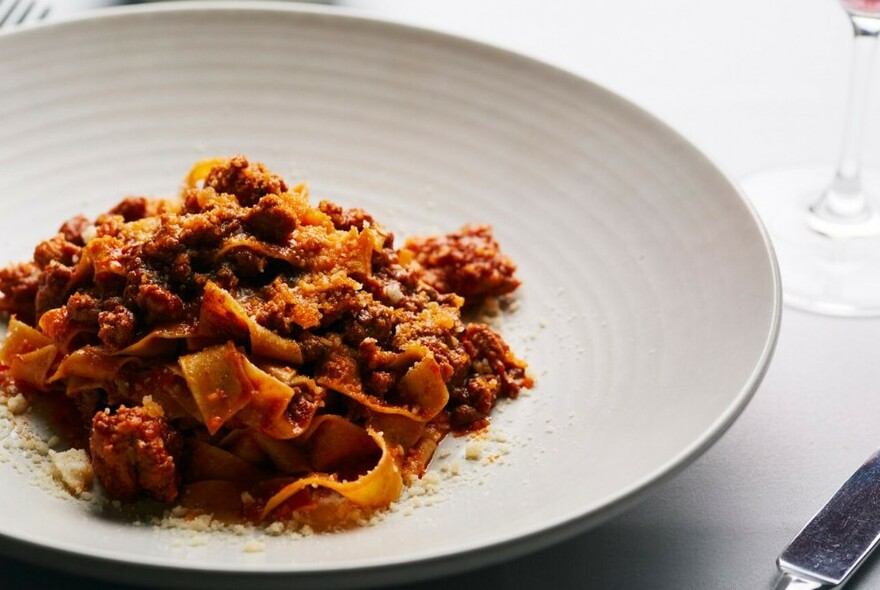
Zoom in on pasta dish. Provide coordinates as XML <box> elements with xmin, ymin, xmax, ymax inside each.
<box><xmin>0</xmin><ymin>156</ymin><xmax>532</xmax><ymax>527</ymax></box>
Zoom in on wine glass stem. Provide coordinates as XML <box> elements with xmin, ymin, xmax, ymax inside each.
<box><xmin>809</xmin><ymin>17</ymin><xmax>879</xmax><ymax>232</ymax></box>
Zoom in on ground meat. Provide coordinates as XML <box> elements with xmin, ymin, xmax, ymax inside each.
<box><xmin>89</xmin><ymin>405</ymin><xmax>182</xmax><ymax>503</ymax></box>
<box><xmin>357</xmin><ymin>339</ymin><xmax>407</xmax><ymax>397</ymax></box>
<box><xmin>366</xmin><ymin>370</ymin><xmax>395</xmax><ymax>397</ymax></box>
<box><xmin>318</xmin><ymin>200</ymin><xmax>376</xmax><ymax>231</ymax></box>
<box><xmin>132</xmin><ymin>283</ymin><xmax>185</xmax><ymax>325</ymax></box>
<box><xmin>246</xmin><ymin>194</ymin><xmax>298</xmax><ymax>242</ymax></box>
<box><xmin>94</xmin><ymin>214</ymin><xmax>126</xmax><ymax>239</ymax></box>
<box><xmin>341</xmin><ymin>302</ymin><xmax>397</xmax><ymax>348</ymax></box>
<box><xmin>449</xmin><ymin>403</ymin><xmax>485</xmax><ymax>429</ymax></box>
<box><xmin>109</xmin><ymin>196</ymin><xmax>151</xmax><ymax>222</ymax></box>
<box><xmin>462</xmin><ymin>323</ymin><xmax>531</xmax><ymax>399</ymax></box>
<box><xmin>167</xmin><ymin>252</ymin><xmax>195</xmax><ymax>288</ymax></box>
<box><xmin>134</xmin><ymin>241</ymin><xmax>196</xmax><ymax>298</ymax></box>
<box><xmin>226</xmin><ymin>249</ymin><xmax>268</xmax><ymax>279</ymax></box>
<box><xmin>66</xmin><ymin>292</ymin><xmax>100</xmax><ymax>329</ymax></box>
<box><xmin>298</xmin><ymin>331</ymin><xmax>330</xmax><ymax>364</ymax></box>
<box><xmin>419</xmin><ymin>334</ymin><xmax>472</xmax><ymax>384</ymax></box>
<box><xmin>97</xmin><ymin>303</ymin><xmax>137</xmax><ymax>350</ymax></box>
<box><xmin>58</xmin><ymin>215</ymin><xmax>92</xmax><ymax>246</ymax></box>
<box><xmin>59</xmin><ymin>294</ymin><xmax>136</xmax><ymax>350</ymax></box>
<box><xmin>0</xmin><ymin>262</ymin><xmax>39</xmax><ymax>319</ymax></box>
<box><xmin>176</xmin><ymin>205</ymin><xmax>238</xmax><ymax>249</ymax></box>
<box><xmin>463</xmin><ymin>374</ymin><xmax>501</xmax><ymax>416</ymax></box>
<box><xmin>207</xmin><ymin>264</ymin><xmax>240</xmax><ymax>293</ymax></box>
<box><xmin>448</xmin><ymin>323</ymin><xmax>533</xmax><ymax>429</ymax></box>
<box><xmin>403</xmin><ymin>224</ymin><xmax>520</xmax><ymax>303</ymax></box>
<box><xmin>33</xmin><ymin>235</ymin><xmax>81</xmax><ymax>268</ymax></box>
<box><xmin>34</xmin><ymin>262</ymin><xmax>73</xmax><ymax>319</ymax></box>
<box><xmin>203</xmin><ymin>155</ymin><xmax>288</xmax><ymax>207</ymax></box>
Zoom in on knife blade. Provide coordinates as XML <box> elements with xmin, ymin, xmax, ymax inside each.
<box><xmin>775</xmin><ymin>448</ymin><xmax>880</xmax><ymax>589</ymax></box>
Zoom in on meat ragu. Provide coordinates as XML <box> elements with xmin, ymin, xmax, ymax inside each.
<box><xmin>0</xmin><ymin>156</ymin><xmax>532</xmax><ymax>529</ymax></box>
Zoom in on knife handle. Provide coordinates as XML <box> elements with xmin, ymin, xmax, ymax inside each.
<box><xmin>776</xmin><ymin>448</ymin><xmax>880</xmax><ymax>589</ymax></box>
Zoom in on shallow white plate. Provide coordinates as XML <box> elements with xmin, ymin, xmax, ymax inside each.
<box><xmin>0</xmin><ymin>3</ymin><xmax>780</xmax><ymax>588</ymax></box>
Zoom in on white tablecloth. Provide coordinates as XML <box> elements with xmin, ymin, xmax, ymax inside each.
<box><xmin>7</xmin><ymin>0</ymin><xmax>880</xmax><ymax>588</ymax></box>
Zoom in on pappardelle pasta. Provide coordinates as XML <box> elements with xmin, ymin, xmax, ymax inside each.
<box><xmin>0</xmin><ymin>156</ymin><xmax>532</xmax><ymax>528</ymax></box>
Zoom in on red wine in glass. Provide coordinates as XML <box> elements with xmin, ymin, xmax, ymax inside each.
<box><xmin>840</xmin><ymin>0</ymin><xmax>880</xmax><ymax>16</ymax></box>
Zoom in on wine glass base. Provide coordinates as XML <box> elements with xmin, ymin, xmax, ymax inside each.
<box><xmin>741</xmin><ymin>164</ymin><xmax>880</xmax><ymax>317</ymax></box>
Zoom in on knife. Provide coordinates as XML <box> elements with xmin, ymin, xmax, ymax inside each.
<box><xmin>775</xmin><ymin>448</ymin><xmax>880</xmax><ymax>589</ymax></box>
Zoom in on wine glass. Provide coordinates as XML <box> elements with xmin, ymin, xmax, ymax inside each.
<box><xmin>742</xmin><ymin>0</ymin><xmax>880</xmax><ymax>315</ymax></box>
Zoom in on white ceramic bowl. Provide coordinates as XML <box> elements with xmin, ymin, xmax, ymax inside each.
<box><xmin>0</xmin><ymin>3</ymin><xmax>780</xmax><ymax>588</ymax></box>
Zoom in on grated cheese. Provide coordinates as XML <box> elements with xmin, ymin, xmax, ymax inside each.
<box><xmin>5</xmin><ymin>394</ymin><xmax>28</xmax><ymax>415</ymax></box>
<box><xmin>49</xmin><ymin>449</ymin><xmax>94</xmax><ymax>496</ymax></box>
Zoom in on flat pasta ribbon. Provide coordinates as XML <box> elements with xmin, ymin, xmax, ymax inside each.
<box><xmin>0</xmin><ymin>317</ymin><xmax>58</xmax><ymax>391</ymax></box>
<box><xmin>216</xmin><ymin>225</ymin><xmax>381</xmax><ymax>276</ymax></box>
<box><xmin>235</xmin><ymin>361</ymin><xmax>324</xmax><ymax>440</ymax></box>
<box><xmin>178</xmin><ymin>342</ymin><xmax>255</xmax><ymax>435</ymax></box>
<box><xmin>48</xmin><ymin>346</ymin><xmax>142</xmax><ymax>387</ymax></box>
<box><xmin>199</xmin><ymin>281</ymin><xmax>303</xmax><ymax>365</ymax></box>
<box><xmin>115</xmin><ymin>323</ymin><xmax>195</xmax><ymax>357</ymax></box>
<box><xmin>177</xmin><ymin>342</ymin><xmax>322</xmax><ymax>437</ymax></box>
<box><xmin>317</xmin><ymin>345</ymin><xmax>449</xmax><ymax>423</ymax></box>
<box><xmin>259</xmin><ymin>424</ymin><xmax>402</xmax><ymax>519</ymax></box>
